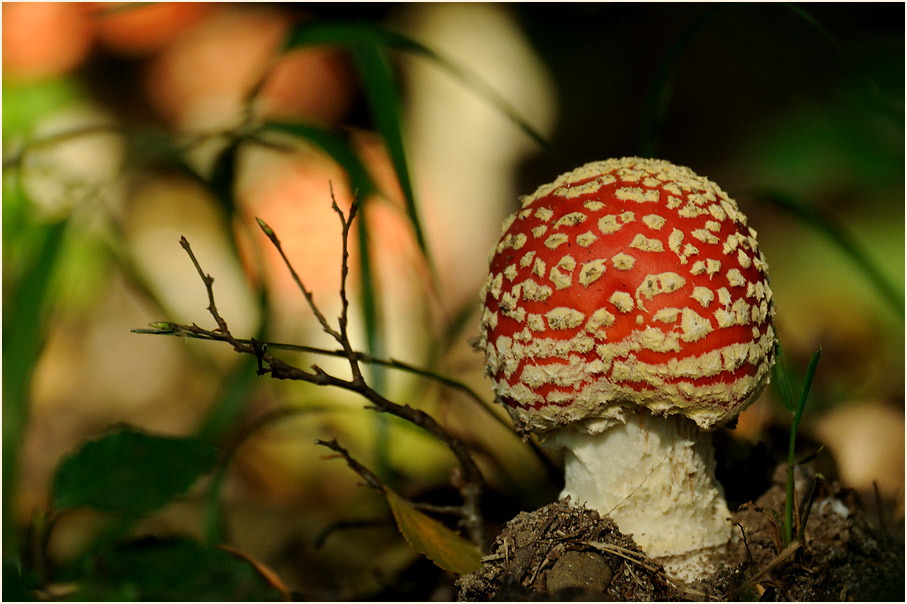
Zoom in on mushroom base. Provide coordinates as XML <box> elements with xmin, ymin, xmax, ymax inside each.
<box><xmin>550</xmin><ymin>410</ymin><xmax>731</xmax><ymax>583</ymax></box>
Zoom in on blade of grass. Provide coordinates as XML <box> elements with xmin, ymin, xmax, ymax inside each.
<box><xmin>203</xmin><ymin>406</ymin><xmax>331</xmax><ymax>544</ymax></box>
<box><xmin>261</xmin><ymin>122</ymin><xmax>378</xmax><ymax>197</ymax></box>
<box><xmin>349</xmin><ymin>44</ymin><xmax>423</xmax><ymax>479</ymax></box>
<box><xmin>194</xmin><ymin>357</ymin><xmax>261</xmax><ymax>443</ymax></box>
<box><xmin>772</xmin><ymin>338</ymin><xmax>796</xmax><ymax>413</ymax></box>
<box><xmin>2</xmin><ymin>183</ymin><xmax>69</xmax><ymax>560</ymax></box>
<box><xmin>354</xmin><ymin>203</ymin><xmax>393</xmax><ymax>480</ymax></box>
<box><xmin>639</xmin><ymin>5</ymin><xmax>727</xmax><ymax>157</ymax></box>
<box><xmin>352</xmin><ymin>43</ymin><xmax>434</xmax><ymax>285</ymax></box>
<box><xmin>746</xmin><ymin>187</ymin><xmax>903</xmax><ymax>318</ymax></box>
<box><xmin>280</xmin><ymin>21</ymin><xmax>549</xmax><ymax>149</ymax></box>
<box><xmin>784</xmin><ymin>346</ymin><xmax>822</xmax><ymax>546</ymax></box>
<box><xmin>640</xmin><ymin>3</ymin><xmax>897</xmax><ymax>157</ymax></box>
<box><xmin>781</xmin><ymin>4</ymin><xmax>884</xmax><ymax>100</ymax></box>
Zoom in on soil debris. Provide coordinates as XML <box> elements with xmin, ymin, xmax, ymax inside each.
<box><xmin>457</xmin><ymin>466</ymin><xmax>904</xmax><ymax>601</ymax></box>
<box><xmin>456</xmin><ymin>499</ymin><xmax>682</xmax><ymax>601</ymax></box>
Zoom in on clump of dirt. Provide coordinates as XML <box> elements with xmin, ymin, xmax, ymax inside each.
<box><xmin>457</xmin><ymin>466</ymin><xmax>904</xmax><ymax>601</ymax></box>
<box><xmin>716</xmin><ymin>466</ymin><xmax>904</xmax><ymax>601</ymax></box>
<box><xmin>456</xmin><ymin>499</ymin><xmax>683</xmax><ymax>601</ymax></box>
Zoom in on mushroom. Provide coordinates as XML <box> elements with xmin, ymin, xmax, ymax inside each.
<box><xmin>477</xmin><ymin>157</ymin><xmax>775</xmax><ymax>582</ymax></box>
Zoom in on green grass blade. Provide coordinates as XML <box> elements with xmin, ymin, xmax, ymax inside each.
<box><xmin>352</xmin><ymin>43</ymin><xmax>434</xmax><ymax>281</ymax></box>
<box><xmin>781</xmin><ymin>4</ymin><xmax>885</xmax><ymax>100</ymax></box>
<box><xmin>2</xmin><ymin>179</ymin><xmax>69</xmax><ymax>560</ymax></box>
<box><xmin>281</xmin><ymin>21</ymin><xmax>549</xmax><ymax>148</ymax></box>
<box><xmin>260</xmin><ymin>120</ymin><xmax>390</xmax><ymax>455</ymax></box>
<box><xmin>640</xmin><ymin>3</ymin><xmax>894</xmax><ymax>157</ymax></box>
<box><xmin>792</xmin><ymin>347</ymin><xmax>822</xmax><ymax>431</ymax></box>
<box><xmin>203</xmin><ymin>407</ymin><xmax>328</xmax><ymax>545</ymax></box>
<box><xmin>784</xmin><ymin>346</ymin><xmax>822</xmax><ymax>546</ymax></box>
<box><xmin>747</xmin><ymin>187</ymin><xmax>904</xmax><ymax>318</ymax></box>
<box><xmin>254</xmin><ymin>121</ymin><xmax>393</xmax><ymax>474</ymax></box>
<box><xmin>194</xmin><ymin>358</ymin><xmax>261</xmax><ymax>443</ymax></box>
<box><xmin>639</xmin><ymin>5</ymin><xmax>727</xmax><ymax>157</ymax></box>
<box><xmin>772</xmin><ymin>338</ymin><xmax>796</xmax><ymax>413</ymax></box>
<box><xmin>262</xmin><ymin>122</ymin><xmax>377</xmax><ymax>196</ymax></box>
<box><xmin>354</xmin><ymin>203</ymin><xmax>392</xmax><ymax>480</ymax></box>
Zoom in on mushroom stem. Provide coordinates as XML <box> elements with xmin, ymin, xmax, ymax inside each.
<box><xmin>549</xmin><ymin>410</ymin><xmax>731</xmax><ymax>582</ymax></box>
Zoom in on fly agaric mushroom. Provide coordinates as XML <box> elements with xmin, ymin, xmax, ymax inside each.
<box><xmin>477</xmin><ymin>157</ymin><xmax>775</xmax><ymax>582</ymax></box>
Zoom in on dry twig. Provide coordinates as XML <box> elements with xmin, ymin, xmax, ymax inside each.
<box><xmin>162</xmin><ymin>193</ymin><xmax>487</xmax><ymax>548</ymax></box>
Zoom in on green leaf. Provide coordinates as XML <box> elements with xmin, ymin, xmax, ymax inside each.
<box><xmin>384</xmin><ymin>489</ymin><xmax>482</xmax><ymax>575</ymax></box>
<box><xmin>52</xmin><ymin>427</ymin><xmax>218</xmax><ymax>516</ymax></box>
<box><xmin>281</xmin><ymin>21</ymin><xmax>548</xmax><ymax>149</ymax></box>
<box><xmin>76</xmin><ymin>537</ymin><xmax>286</xmax><ymax>601</ymax></box>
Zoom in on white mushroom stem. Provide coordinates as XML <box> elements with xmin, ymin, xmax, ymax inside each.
<box><xmin>547</xmin><ymin>410</ymin><xmax>731</xmax><ymax>583</ymax></box>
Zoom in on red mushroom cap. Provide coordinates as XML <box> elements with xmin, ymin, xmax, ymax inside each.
<box><xmin>478</xmin><ymin>158</ymin><xmax>775</xmax><ymax>434</ymax></box>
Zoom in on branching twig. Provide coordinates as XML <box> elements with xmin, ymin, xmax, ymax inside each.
<box><xmin>167</xmin><ymin>198</ymin><xmax>487</xmax><ymax>548</ymax></box>
<box><xmin>316</xmin><ymin>439</ymin><xmax>386</xmax><ymax>492</ymax></box>
<box><xmin>253</xmin><ymin>219</ymin><xmax>340</xmax><ymax>345</ymax></box>
<box><xmin>733</xmin><ymin>540</ymin><xmax>802</xmax><ymax>598</ymax></box>
<box><xmin>328</xmin><ymin>185</ymin><xmax>364</xmax><ymax>384</ymax></box>
<box><xmin>178</xmin><ymin>237</ymin><xmax>236</xmax><ymax>347</ymax></box>
<box><xmin>316</xmin><ymin>439</ymin><xmax>468</xmax><ymax>521</ymax></box>
<box><xmin>134</xmin><ymin>324</ymin><xmax>561</xmax><ymax>484</ymax></box>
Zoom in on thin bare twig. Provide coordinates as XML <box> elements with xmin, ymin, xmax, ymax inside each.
<box><xmin>171</xmin><ymin>202</ymin><xmax>487</xmax><ymax>548</ymax></box>
<box><xmin>733</xmin><ymin>540</ymin><xmax>802</xmax><ymax>598</ymax></box>
<box><xmin>133</xmin><ymin>325</ymin><xmax>561</xmax><ymax>483</ymax></box>
<box><xmin>136</xmin><ymin>326</ymin><xmax>504</xmax><ymax>428</ymax></box>
<box><xmin>254</xmin><ymin>218</ymin><xmax>341</xmax><ymax>344</ymax></box>
<box><xmin>178</xmin><ymin>237</ymin><xmax>235</xmax><ymax>345</ymax></box>
<box><xmin>316</xmin><ymin>439</ymin><xmax>466</xmax><ymax>517</ymax></box>
<box><xmin>316</xmin><ymin>439</ymin><xmax>386</xmax><ymax>492</ymax></box>
<box><xmin>329</xmin><ymin>186</ymin><xmax>365</xmax><ymax>385</ymax></box>
<box><xmin>315</xmin><ymin>519</ymin><xmax>391</xmax><ymax>549</ymax></box>
<box><xmin>734</xmin><ymin>520</ymin><xmax>755</xmax><ymax>566</ymax></box>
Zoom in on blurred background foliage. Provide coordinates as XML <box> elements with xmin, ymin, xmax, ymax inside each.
<box><xmin>2</xmin><ymin>2</ymin><xmax>903</xmax><ymax>600</ymax></box>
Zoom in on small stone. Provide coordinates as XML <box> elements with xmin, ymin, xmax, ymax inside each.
<box><xmin>546</xmin><ymin>550</ymin><xmax>612</xmax><ymax>595</ymax></box>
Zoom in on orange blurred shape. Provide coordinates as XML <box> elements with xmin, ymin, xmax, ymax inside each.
<box><xmin>145</xmin><ymin>6</ymin><xmax>352</xmax><ymax>129</ymax></box>
<box><xmin>92</xmin><ymin>2</ymin><xmax>212</xmax><ymax>56</ymax></box>
<box><xmin>2</xmin><ymin>2</ymin><xmax>95</xmax><ymax>82</ymax></box>
<box><xmin>257</xmin><ymin>47</ymin><xmax>354</xmax><ymax>125</ymax></box>
<box><xmin>238</xmin><ymin>145</ymin><xmax>354</xmax><ymax>299</ymax></box>
<box><xmin>237</xmin><ymin>133</ymin><xmax>420</xmax><ymax>304</ymax></box>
